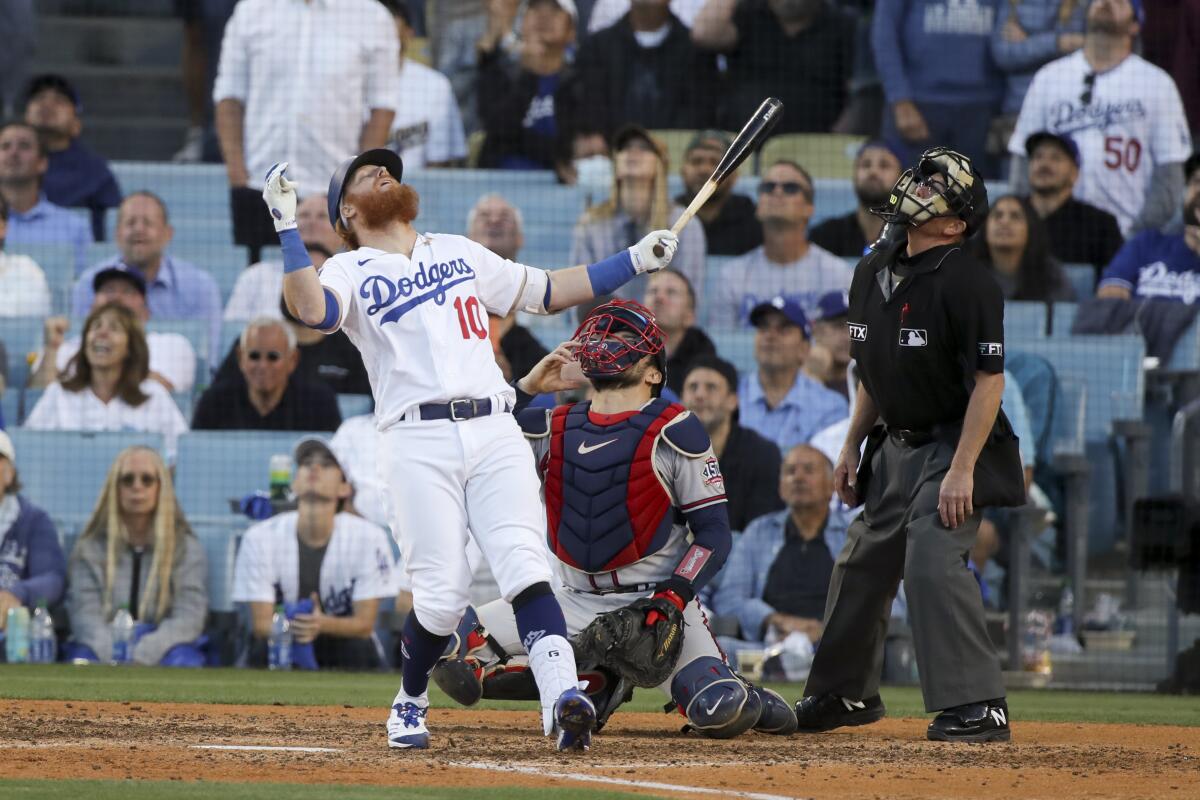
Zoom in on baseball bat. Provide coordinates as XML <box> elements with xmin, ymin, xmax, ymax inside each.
<box><xmin>652</xmin><ymin>97</ymin><xmax>784</xmax><ymax>257</ymax></box>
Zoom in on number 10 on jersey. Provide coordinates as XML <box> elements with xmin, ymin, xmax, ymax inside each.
<box><xmin>454</xmin><ymin>295</ymin><xmax>488</xmax><ymax>339</ymax></box>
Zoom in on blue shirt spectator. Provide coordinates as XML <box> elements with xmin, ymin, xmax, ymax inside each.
<box><xmin>737</xmin><ymin>297</ymin><xmax>848</xmax><ymax>454</ymax></box>
<box><xmin>72</xmin><ymin>192</ymin><xmax>222</xmax><ymax>361</ymax></box>
<box><xmin>0</xmin><ymin>430</ymin><xmax>67</xmax><ymax>630</ymax></box>
<box><xmin>24</xmin><ymin>74</ymin><xmax>122</xmax><ymax>242</ymax></box>
<box><xmin>712</xmin><ymin>444</ymin><xmax>849</xmax><ymax>645</ymax></box>
<box><xmin>872</xmin><ymin>0</ymin><xmax>1002</xmax><ymax>169</ymax></box>
<box><xmin>989</xmin><ymin>0</ymin><xmax>1086</xmax><ymax>115</ymax></box>
<box><xmin>1098</xmin><ymin>203</ymin><xmax>1200</xmax><ymax>305</ymax></box>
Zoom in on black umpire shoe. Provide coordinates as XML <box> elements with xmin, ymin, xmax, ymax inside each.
<box><xmin>794</xmin><ymin>694</ymin><xmax>886</xmax><ymax>732</ymax></box>
<box><xmin>927</xmin><ymin>698</ymin><xmax>1011</xmax><ymax>743</ymax></box>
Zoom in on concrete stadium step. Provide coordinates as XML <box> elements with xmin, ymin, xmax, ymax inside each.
<box><xmin>84</xmin><ymin>117</ymin><xmax>190</xmax><ymax>162</ymax></box>
<box><xmin>35</xmin><ymin>15</ymin><xmax>181</xmax><ymax>68</ymax></box>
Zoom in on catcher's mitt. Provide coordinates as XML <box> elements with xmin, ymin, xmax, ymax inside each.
<box><xmin>573</xmin><ymin>594</ymin><xmax>685</xmax><ymax>688</ymax></box>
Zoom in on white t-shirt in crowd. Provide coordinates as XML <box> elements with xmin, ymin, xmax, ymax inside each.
<box><xmin>0</xmin><ymin>252</ymin><xmax>51</xmax><ymax>318</ymax></box>
<box><xmin>388</xmin><ymin>59</ymin><xmax>468</xmax><ymax>169</ymax></box>
<box><xmin>318</xmin><ymin>233</ymin><xmax>537</xmax><ymax>430</ymax></box>
<box><xmin>212</xmin><ymin>0</ymin><xmax>400</xmax><ymax>191</ymax></box>
<box><xmin>1009</xmin><ymin>50</ymin><xmax>1193</xmax><ymax>235</ymax></box>
<box><xmin>23</xmin><ymin>379</ymin><xmax>189</xmax><ymax>460</ymax></box>
<box><xmin>52</xmin><ymin>332</ymin><xmax>198</xmax><ymax>393</ymax></box>
<box><xmin>231</xmin><ymin>510</ymin><xmax>398</xmax><ymax>613</ymax></box>
<box><xmin>224</xmin><ymin>260</ymin><xmax>284</xmax><ymax>322</ymax></box>
<box><xmin>709</xmin><ymin>243</ymin><xmax>852</xmax><ymax>328</ymax></box>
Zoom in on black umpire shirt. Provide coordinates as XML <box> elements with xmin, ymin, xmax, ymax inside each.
<box><xmin>847</xmin><ymin>243</ymin><xmax>1006</xmax><ymax>431</ymax></box>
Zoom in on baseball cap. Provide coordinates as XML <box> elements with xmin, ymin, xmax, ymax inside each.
<box><xmin>0</xmin><ymin>430</ymin><xmax>14</xmax><ymax>464</ymax></box>
<box><xmin>748</xmin><ymin>296</ymin><xmax>811</xmax><ymax>338</ymax></box>
<box><xmin>612</xmin><ymin>124</ymin><xmax>668</xmax><ymax>163</ymax></box>
<box><xmin>685</xmin><ymin>129</ymin><xmax>733</xmax><ymax>155</ymax></box>
<box><xmin>24</xmin><ymin>74</ymin><xmax>81</xmax><ymax>112</ymax></box>
<box><xmin>526</xmin><ymin>0</ymin><xmax>578</xmax><ymax>20</ymax></box>
<box><xmin>1025</xmin><ymin>130</ymin><xmax>1081</xmax><ymax>166</ymax></box>
<box><xmin>683</xmin><ymin>354</ymin><xmax>739</xmax><ymax>394</ymax></box>
<box><xmin>93</xmin><ymin>264</ymin><xmax>147</xmax><ymax>295</ymax></box>
<box><xmin>812</xmin><ymin>290</ymin><xmax>849</xmax><ymax>322</ymax></box>
<box><xmin>293</xmin><ymin>436</ymin><xmax>345</xmax><ymax>475</ymax></box>
<box><xmin>855</xmin><ymin>139</ymin><xmax>904</xmax><ymax>165</ymax></box>
<box><xmin>327</xmin><ymin>148</ymin><xmax>405</xmax><ymax>228</ymax></box>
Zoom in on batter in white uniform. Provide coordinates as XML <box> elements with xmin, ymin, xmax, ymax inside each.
<box><xmin>261</xmin><ymin>149</ymin><xmax>679</xmax><ymax>752</ymax></box>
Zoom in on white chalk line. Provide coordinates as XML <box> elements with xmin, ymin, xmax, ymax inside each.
<box><xmin>190</xmin><ymin>745</ymin><xmax>341</xmax><ymax>753</ymax></box>
<box><xmin>451</xmin><ymin>760</ymin><xmax>807</xmax><ymax>800</ymax></box>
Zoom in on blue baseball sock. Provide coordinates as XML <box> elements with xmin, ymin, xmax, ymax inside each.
<box><xmin>512</xmin><ymin>583</ymin><xmax>568</xmax><ymax>651</ymax></box>
<box><xmin>400</xmin><ymin>614</ymin><xmax>451</xmax><ymax>699</ymax></box>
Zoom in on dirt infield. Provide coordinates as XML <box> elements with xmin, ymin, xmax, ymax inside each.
<box><xmin>1</xmin><ymin>699</ymin><xmax>1197</xmax><ymax>799</ymax></box>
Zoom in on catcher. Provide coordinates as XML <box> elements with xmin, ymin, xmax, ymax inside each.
<box><xmin>432</xmin><ymin>299</ymin><xmax>796</xmax><ymax>739</ymax></box>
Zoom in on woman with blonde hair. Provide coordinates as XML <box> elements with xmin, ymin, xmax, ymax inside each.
<box><xmin>65</xmin><ymin>445</ymin><xmax>208</xmax><ymax>665</ymax></box>
<box><xmin>23</xmin><ymin>302</ymin><xmax>189</xmax><ymax>460</ymax></box>
<box><xmin>570</xmin><ymin>125</ymin><xmax>707</xmax><ymax>306</ymax></box>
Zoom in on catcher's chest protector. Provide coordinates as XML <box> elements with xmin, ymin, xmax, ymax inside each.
<box><xmin>545</xmin><ymin>398</ymin><xmax>681</xmax><ymax>573</ymax></box>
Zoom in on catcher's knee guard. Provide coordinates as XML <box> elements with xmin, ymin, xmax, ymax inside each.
<box><xmin>431</xmin><ymin>608</ymin><xmax>501</xmax><ymax>706</ymax></box>
<box><xmin>670</xmin><ymin>656</ymin><xmax>762</xmax><ymax>739</ymax></box>
<box><xmin>752</xmin><ymin>686</ymin><xmax>798</xmax><ymax>735</ymax></box>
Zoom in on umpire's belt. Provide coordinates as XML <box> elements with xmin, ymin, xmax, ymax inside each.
<box><xmin>887</xmin><ymin>427</ymin><xmax>936</xmax><ymax>447</ymax></box>
<box><xmin>418</xmin><ymin>397</ymin><xmax>501</xmax><ymax>422</ymax></box>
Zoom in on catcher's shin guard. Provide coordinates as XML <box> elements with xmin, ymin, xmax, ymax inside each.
<box><xmin>669</xmin><ymin>656</ymin><xmax>762</xmax><ymax>739</ymax></box>
<box><xmin>430</xmin><ymin>608</ymin><xmax>502</xmax><ymax>706</ymax></box>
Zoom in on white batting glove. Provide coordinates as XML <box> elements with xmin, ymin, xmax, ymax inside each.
<box><xmin>628</xmin><ymin>230</ymin><xmax>679</xmax><ymax>275</ymax></box>
<box><xmin>262</xmin><ymin>162</ymin><xmax>298</xmax><ymax>233</ymax></box>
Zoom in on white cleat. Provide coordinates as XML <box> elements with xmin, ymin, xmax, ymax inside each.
<box><xmin>387</xmin><ymin>702</ymin><xmax>430</xmax><ymax>749</ymax></box>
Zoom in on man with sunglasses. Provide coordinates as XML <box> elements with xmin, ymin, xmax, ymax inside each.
<box><xmin>710</xmin><ymin>160</ymin><xmax>850</xmax><ymax>328</ymax></box>
<box><xmin>191</xmin><ymin>316</ymin><xmax>341</xmax><ymax>432</ymax></box>
<box><xmin>262</xmin><ymin>150</ymin><xmax>678</xmax><ymax>752</ymax></box>
<box><xmin>1009</xmin><ymin>0</ymin><xmax>1192</xmax><ymax>236</ymax></box>
<box><xmin>795</xmin><ymin>148</ymin><xmax>1025</xmax><ymax>743</ymax></box>
<box><xmin>429</xmin><ymin>299</ymin><xmax>797</xmax><ymax>740</ymax></box>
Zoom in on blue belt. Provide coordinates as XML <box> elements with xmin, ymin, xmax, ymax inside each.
<box><xmin>418</xmin><ymin>397</ymin><xmax>499</xmax><ymax>422</ymax></box>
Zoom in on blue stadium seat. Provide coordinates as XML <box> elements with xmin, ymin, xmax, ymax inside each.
<box><xmin>1005</xmin><ymin>301</ymin><xmax>1048</xmax><ymax>339</ymax></box>
<box><xmin>1165</xmin><ymin>313</ymin><xmax>1200</xmax><ymax>370</ymax></box>
<box><xmin>174</xmin><ymin>430</ymin><xmax>326</xmax><ymax>518</ymax></box>
<box><xmin>1064</xmin><ymin>263</ymin><xmax>1095</xmax><ymax>300</ymax></box>
<box><xmin>0</xmin><ymin>317</ymin><xmax>44</xmax><ymax>391</ymax></box>
<box><xmin>190</xmin><ymin>516</ymin><xmax>247</xmax><ymax>613</ymax></box>
<box><xmin>337</xmin><ymin>394</ymin><xmax>373</xmax><ymax>419</ymax></box>
<box><xmin>0</xmin><ymin>390</ymin><xmax>18</xmax><ymax>430</ymax></box>
<box><xmin>712</xmin><ymin>328</ymin><xmax>756</xmax><ymax>376</ymax></box>
<box><xmin>219</xmin><ymin>321</ymin><xmax>243</xmax><ymax>363</ymax></box>
<box><xmin>9</xmin><ymin>430</ymin><xmax>166</xmax><ymax>517</ymax></box>
<box><xmin>1051</xmin><ymin>302</ymin><xmax>1078</xmax><ymax>335</ymax></box>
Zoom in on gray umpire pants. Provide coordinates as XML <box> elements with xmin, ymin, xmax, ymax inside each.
<box><xmin>804</xmin><ymin>435</ymin><xmax>1005</xmax><ymax>712</ymax></box>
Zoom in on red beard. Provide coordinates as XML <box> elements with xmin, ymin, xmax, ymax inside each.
<box><xmin>354</xmin><ymin>182</ymin><xmax>420</xmax><ymax>230</ymax></box>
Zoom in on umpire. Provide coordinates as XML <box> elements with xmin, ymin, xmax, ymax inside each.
<box><xmin>795</xmin><ymin>148</ymin><xmax>1025</xmax><ymax>743</ymax></box>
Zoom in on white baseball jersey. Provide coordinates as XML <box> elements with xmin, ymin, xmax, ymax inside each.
<box><xmin>389</xmin><ymin>59</ymin><xmax>468</xmax><ymax>169</ymax></box>
<box><xmin>1009</xmin><ymin>51</ymin><xmax>1193</xmax><ymax>235</ymax></box>
<box><xmin>231</xmin><ymin>511</ymin><xmax>397</xmax><ymax>614</ymax></box>
<box><xmin>318</xmin><ymin>234</ymin><xmax>540</xmax><ymax>430</ymax></box>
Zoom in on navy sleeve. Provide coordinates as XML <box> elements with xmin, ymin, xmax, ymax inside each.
<box><xmin>658</xmin><ymin>503</ymin><xmax>732</xmax><ymax>603</ymax></box>
<box><xmin>10</xmin><ymin>505</ymin><xmax>66</xmax><ymax>607</ymax></box>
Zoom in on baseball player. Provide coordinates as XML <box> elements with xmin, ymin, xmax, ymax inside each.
<box><xmin>1008</xmin><ymin>0</ymin><xmax>1192</xmax><ymax>236</ymax></box>
<box><xmin>261</xmin><ymin>150</ymin><xmax>679</xmax><ymax>752</ymax></box>
<box><xmin>431</xmin><ymin>300</ymin><xmax>798</xmax><ymax>739</ymax></box>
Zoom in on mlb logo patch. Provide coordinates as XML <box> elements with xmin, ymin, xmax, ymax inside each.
<box><xmin>979</xmin><ymin>342</ymin><xmax>1003</xmax><ymax>356</ymax></box>
<box><xmin>848</xmin><ymin>323</ymin><xmax>867</xmax><ymax>341</ymax></box>
<box><xmin>701</xmin><ymin>457</ymin><xmax>724</xmax><ymax>487</ymax></box>
<box><xmin>898</xmin><ymin>328</ymin><xmax>928</xmax><ymax>347</ymax></box>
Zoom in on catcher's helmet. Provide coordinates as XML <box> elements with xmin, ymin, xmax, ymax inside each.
<box><xmin>872</xmin><ymin>147</ymin><xmax>988</xmax><ymax>236</ymax></box>
<box><xmin>573</xmin><ymin>299</ymin><xmax>665</xmax><ymax>382</ymax></box>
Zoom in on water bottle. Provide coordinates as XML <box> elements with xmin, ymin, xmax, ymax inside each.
<box><xmin>5</xmin><ymin>606</ymin><xmax>30</xmax><ymax>663</ymax></box>
<box><xmin>30</xmin><ymin>601</ymin><xmax>56</xmax><ymax>664</ymax></box>
<box><xmin>268</xmin><ymin>604</ymin><xmax>292</xmax><ymax>670</ymax></box>
<box><xmin>269</xmin><ymin>454</ymin><xmax>292</xmax><ymax>503</ymax></box>
<box><xmin>110</xmin><ymin>604</ymin><xmax>135</xmax><ymax>665</ymax></box>
<box><xmin>1056</xmin><ymin>585</ymin><xmax>1075</xmax><ymax>636</ymax></box>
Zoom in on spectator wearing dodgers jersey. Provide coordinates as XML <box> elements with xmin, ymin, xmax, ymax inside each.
<box><xmin>1008</xmin><ymin>0</ymin><xmax>1193</xmax><ymax>236</ymax></box>
<box><xmin>1097</xmin><ymin>154</ymin><xmax>1200</xmax><ymax>304</ymax></box>
<box><xmin>381</xmin><ymin>0</ymin><xmax>467</xmax><ymax>169</ymax></box>
<box><xmin>232</xmin><ymin>436</ymin><xmax>397</xmax><ymax>670</ymax></box>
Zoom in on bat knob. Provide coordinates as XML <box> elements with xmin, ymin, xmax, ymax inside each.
<box><xmin>652</xmin><ymin>244</ymin><xmax>664</xmax><ymax>259</ymax></box>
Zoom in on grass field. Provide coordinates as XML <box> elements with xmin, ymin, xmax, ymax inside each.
<box><xmin>1</xmin><ymin>663</ymin><xmax>1197</xmax><ymax>726</ymax></box>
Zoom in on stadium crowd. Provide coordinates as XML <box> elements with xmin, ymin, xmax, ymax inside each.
<box><xmin>0</xmin><ymin>0</ymin><xmax>1198</xmax><ymax>673</ymax></box>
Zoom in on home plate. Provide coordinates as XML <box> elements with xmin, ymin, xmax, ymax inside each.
<box><xmin>191</xmin><ymin>745</ymin><xmax>342</xmax><ymax>753</ymax></box>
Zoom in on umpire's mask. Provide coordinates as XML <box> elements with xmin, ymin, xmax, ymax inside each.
<box><xmin>872</xmin><ymin>147</ymin><xmax>988</xmax><ymax>237</ymax></box>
